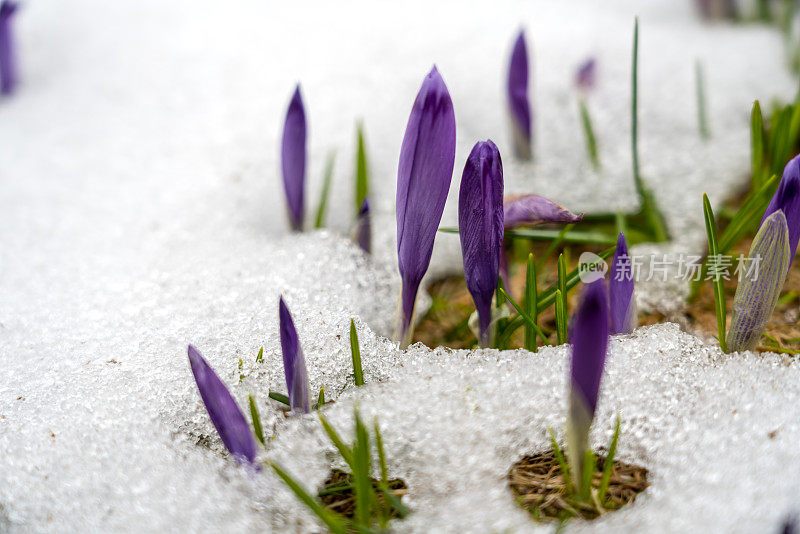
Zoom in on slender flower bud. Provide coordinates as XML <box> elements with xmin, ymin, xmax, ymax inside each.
<box><xmin>458</xmin><ymin>140</ymin><xmax>504</xmax><ymax>347</ymax></box>
<box><xmin>503</xmin><ymin>194</ymin><xmax>583</xmax><ymax>229</ymax></box>
<box><xmin>726</xmin><ymin>210</ymin><xmax>790</xmax><ymax>352</ymax></box>
<box><xmin>761</xmin><ymin>155</ymin><xmax>800</xmax><ymax>265</ymax></box>
<box><xmin>279</xmin><ymin>297</ymin><xmax>310</xmax><ymax>413</ymax></box>
<box><xmin>395</xmin><ymin>66</ymin><xmax>456</xmax><ymax>347</ymax></box>
<box><xmin>0</xmin><ymin>1</ymin><xmax>18</xmax><ymax>95</ymax></box>
<box><xmin>281</xmin><ymin>85</ymin><xmax>307</xmax><ymax>231</ymax></box>
<box><xmin>609</xmin><ymin>232</ymin><xmax>636</xmax><ymax>335</ymax></box>
<box><xmin>507</xmin><ymin>30</ymin><xmax>532</xmax><ymax>160</ymax></box>
<box><xmin>187</xmin><ymin>345</ymin><xmax>257</xmax><ymax>464</ymax></box>
<box><xmin>354</xmin><ymin>198</ymin><xmax>371</xmax><ymax>254</ymax></box>
<box><xmin>566</xmin><ymin>279</ymin><xmax>609</xmax><ymax>489</ymax></box>
<box><xmin>575</xmin><ymin>58</ymin><xmax>596</xmax><ymax>92</ymax></box>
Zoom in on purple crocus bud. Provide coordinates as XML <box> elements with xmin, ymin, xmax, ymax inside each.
<box><xmin>458</xmin><ymin>140</ymin><xmax>504</xmax><ymax>347</ymax></box>
<box><xmin>761</xmin><ymin>155</ymin><xmax>800</xmax><ymax>265</ymax></box>
<box><xmin>507</xmin><ymin>30</ymin><xmax>532</xmax><ymax>160</ymax></box>
<box><xmin>187</xmin><ymin>345</ymin><xmax>257</xmax><ymax>464</ymax></box>
<box><xmin>566</xmin><ymin>278</ymin><xmax>609</xmax><ymax>487</ymax></box>
<box><xmin>0</xmin><ymin>1</ymin><xmax>19</xmax><ymax>96</ymax></box>
<box><xmin>355</xmin><ymin>198</ymin><xmax>371</xmax><ymax>254</ymax></box>
<box><xmin>726</xmin><ymin>210</ymin><xmax>791</xmax><ymax>353</ymax></box>
<box><xmin>609</xmin><ymin>232</ymin><xmax>636</xmax><ymax>335</ymax></box>
<box><xmin>503</xmin><ymin>194</ymin><xmax>584</xmax><ymax>229</ymax></box>
<box><xmin>281</xmin><ymin>85</ymin><xmax>307</xmax><ymax>231</ymax></box>
<box><xmin>395</xmin><ymin>65</ymin><xmax>456</xmax><ymax>347</ymax></box>
<box><xmin>575</xmin><ymin>58</ymin><xmax>596</xmax><ymax>92</ymax></box>
<box><xmin>279</xmin><ymin>297</ymin><xmax>310</xmax><ymax>413</ymax></box>
<box><xmin>781</xmin><ymin>514</ymin><xmax>797</xmax><ymax>534</ymax></box>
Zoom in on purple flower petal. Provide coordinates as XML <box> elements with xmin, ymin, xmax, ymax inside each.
<box><xmin>569</xmin><ymin>278</ymin><xmax>609</xmax><ymax>417</ymax></box>
<box><xmin>761</xmin><ymin>155</ymin><xmax>800</xmax><ymax>265</ymax></box>
<box><xmin>575</xmin><ymin>57</ymin><xmax>596</xmax><ymax>91</ymax></box>
<box><xmin>0</xmin><ymin>1</ymin><xmax>19</xmax><ymax>96</ymax></box>
<box><xmin>278</xmin><ymin>297</ymin><xmax>311</xmax><ymax>413</ymax></box>
<box><xmin>396</xmin><ymin>65</ymin><xmax>456</xmax><ymax>345</ymax></box>
<box><xmin>503</xmin><ymin>194</ymin><xmax>584</xmax><ymax>229</ymax></box>
<box><xmin>458</xmin><ymin>140</ymin><xmax>504</xmax><ymax>346</ymax></box>
<box><xmin>609</xmin><ymin>232</ymin><xmax>636</xmax><ymax>335</ymax></box>
<box><xmin>507</xmin><ymin>30</ymin><xmax>532</xmax><ymax>159</ymax></box>
<box><xmin>187</xmin><ymin>345</ymin><xmax>257</xmax><ymax>464</ymax></box>
<box><xmin>281</xmin><ymin>85</ymin><xmax>307</xmax><ymax>231</ymax></box>
<box><xmin>355</xmin><ymin>198</ymin><xmax>371</xmax><ymax>254</ymax></box>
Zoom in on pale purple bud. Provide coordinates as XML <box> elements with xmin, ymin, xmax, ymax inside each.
<box><xmin>0</xmin><ymin>1</ymin><xmax>18</xmax><ymax>95</ymax></box>
<box><xmin>609</xmin><ymin>232</ymin><xmax>636</xmax><ymax>335</ymax></box>
<box><xmin>503</xmin><ymin>194</ymin><xmax>583</xmax><ymax>229</ymax></box>
<box><xmin>355</xmin><ymin>198</ymin><xmax>371</xmax><ymax>254</ymax></box>
<box><xmin>279</xmin><ymin>297</ymin><xmax>310</xmax><ymax>413</ymax></box>
<box><xmin>281</xmin><ymin>85</ymin><xmax>307</xmax><ymax>231</ymax></box>
<box><xmin>507</xmin><ymin>30</ymin><xmax>532</xmax><ymax>160</ymax></box>
<box><xmin>575</xmin><ymin>58</ymin><xmax>596</xmax><ymax>91</ymax></box>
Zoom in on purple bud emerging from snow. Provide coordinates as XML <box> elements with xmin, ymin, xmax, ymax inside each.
<box><xmin>187</xmin><ymin>345</ymin><xmax>257</xmax><ymax>464</ymax></box>
<box><xmin>281</xmin><ymin>85</ymin><xmax>307</xmax><ymax>232</ymax></box>
<box><xmin>781</xmin><ymin>514</ymin><xmax>798</xmax><ymax>534</ymax></box>
<box><xmin>355</xmin><ymin>198</ymin><xmax>371</xmax><ymax>254</ymax></box>
<box><xmin>458</xmin><ymin>140</ymin><xmax>504</xmax><ymax>347</ymax></box>
<box><xmin>279</xmin><ymin>297</ymin><xmax>310</xmax><ymax>413</ymax></box>
<box><xmin>507</xmin><ymin>30</ymin><xmax>532</xmax><ymax>160</ymax></box>
<box><xmin>761</xmin><ymin>155</ymin><xmax>800</xmax><ymax>265</ymax></box>
<box><xmin>566</xmin><ymin>279</ymin><xmax>609</xmax><ymax>483</ymax></box>
<box><xmin>609</xmin><ymin>232</ymin><xmax>636</xmax><ymax>335</ymax></box>
<box><xmin>0</xmin><ymin>1</ymin><xmax>19</xmax><ymax>96</ymax></box>
<box><xmin>503</xmin><ymin>194</ymin><xmax>583</xmax><ymax>229</ymax></box>
<box><xmin>396</xmin><ymin>66</ymin><xmax>456</xmax><ymax>346</ymax></box>
<box><xmin>575</xmin><ymin>58</ymin><xmax>596</xmax><ymax>91</ymax></box>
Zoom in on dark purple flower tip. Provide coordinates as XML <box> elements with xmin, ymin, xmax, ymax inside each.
<box><xmin>0</xmin><ymin>1</ymin><xmax>19</xmax><ymax>96</ymax></box>
<box><xmin>278</xmin><ymin>297</ymin><xmax>310</xmax><ymax>413</ymax></box>
<box><xmin>507</xmin><ymin>30</ymin><xmax>532</xmax><ymax>158</ymax></box>
<box><xmin>569</xmin><ymin>278</ymin><xmax>609</xmax><ymax>417</ymax></box>
<box><xmin>187</xmin><ymin>345</ymin><xmax>257</xmax><ymax>464</ymax></box>
<box><xmin>609</xmin><ymin>232</ymin><xmax>636</xmax><ymax>335</ymax></box>
<box><xmin>396</xmin><ymin>65</ymin><xmax>456</xmax><ymax>343</ymax></box>
<box><xmin>503</xmin><ymin>194</ymin><xmax>584</xmax><ymax>229</ymax></box>
<box><xmin>355</xmin><ymin>198</ymin><xmax>371</xmax><ymax>254</ymax></box>
<box><xmin>781</xmin><ymin>513</ymin><xmax>797</xmax><ymax>534</ymax></box>
<box><xmin>762</xmin><ymin>155</ymin><xmax>800</xmax><ymax>265</ymax></box>
<box><xmin>281</xmin><ymin>85</ymin><xmax>307</xmax><ymax>232</ymax></box>
<box><xmin>458</xmin><ymin>140</ymin><xmax>504</xmax><ymax>345</ymax></box>
<box><xmin>575</xmin><ymin>57</ymin><xmax>596</xmax><ymax>91</ymax></box>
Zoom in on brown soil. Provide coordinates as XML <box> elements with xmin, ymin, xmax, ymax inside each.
<box><xmin>508</xmin><ymin>450</ymin><xmax>649</xmax><ymax>522</ymax></box>
<box><xmin>318</xmin><ymin>468</ymin><xmax>408</xmax><ymax>519</ymax></box>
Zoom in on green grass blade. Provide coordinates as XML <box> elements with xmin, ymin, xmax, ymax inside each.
<box><xmin>315</xmin><ymin>387</ymin><xmax>325</xmax><ymax>410</ymax></box>
<box><xmin>248</xmin><ymin>395</ymin><xmax>265</xmax><ymax>446</ymax></box>
<box><xmin>350</xmin><ymin>319</ymin><xmax>364</xmax><ymax>386</ymax></box>
<box><xmin>695</xmin><ymin>59</ymin><xmax>710</xmax><ymax>140</ymax></box>
<box><xmin>269</xmin><ymin>461</ymin><xmax>347</xmax><ymax>534</ymax></box>
<box><xmin>580</xmin><ymin>449</ymin><xmax>596</xmax><ymax>501</ymax></box>
<box><xmin>355</xmin><ymin>122</ymin><xmax>369</xmax><ymax>213</ymax></box>
<box><xmin>548</xmin><ymin>428</ymin><xmax>573</xmax><ymax>493</ymax></box>
<box><xmin>536</xmin><ymin>223</ymin><xmax>574</xmax><ymax>272</ymax></box>
<box><xmin>256</xmin><ymin>346</ymin><xmax>263</xmax><ymax>364</ymax></box>
<box><xmin>751</xmin><ymin>100</ymin><xmax>764</xmax><ymax>189</ymax></box>
<box><xmin>579</xmin><ymin>98</ymin><xmax>600</xmax><ymax>168</ymax></box>
<box><xmin>373</xmin><ymin>420</ymin><xmax>390</xmax><ymax>527</ymax></box>
<box><xmin>702</xmin><ymin>194</ymin><xmax>728</xmax><ymax>353</ymax></box>
<box><xmin>524</xmin><ymin>253</ymin><xmax>539</xmax><ymax>351</ymax></box>
<box><xmin>555</xmin><ymin>290</ymin><xmax>567</xmax><ymax>345</ymax></box>
<box><xmin>718</xmin><ymin>173</ymin><xmax>779</xmax><ymax>253</ymax></box>
<box><xmin>503</xmin><ymin>228</ymin><xmax>617</xmax><ymax>245</ymax></box>
<box><xmin>352</xmin><ymin>409</ymin><xmax>373</xmax><ymax>526</ymax></box>
<box><xmin>497</xmin><ymin>287</ymin><xmax>551</xmax><ymax>346</ymax></box>
<box><xmin>268</xmin><ymin>391</ymin><xmax>290</xmax><ymax>406</ymax></box>
<box><xmin>314</xmin><ymin>150</ymin><xmax>336</xmax><ymax>229</ymax></box>
<box><xmin>318</xmin><ymin>412</ymin><xmax>355</xmax><ymax>469</ymax></box>
<box><xmin>631</xmin><ymin>17</ymin><xmax>643</xmax><ymax>198</ymax></box>
<box><xmin>597</xmin><ymin>416</ymin><xmax>621</xmax><ymax>504</ymax></box>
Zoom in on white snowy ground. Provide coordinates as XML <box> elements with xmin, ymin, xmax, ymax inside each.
<box><xmin>0</xmin><ymin>0</ymin><xmax>798</xmax><ymax>532</ymax></box>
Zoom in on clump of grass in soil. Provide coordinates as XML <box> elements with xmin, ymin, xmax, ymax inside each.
<box><xmin>508</xmin><ymin>450</ymin><xmax>649</xmax><ymax>522</ymax></box>
<box><xmin>318</xmin><ymin>469</ymin><xmax>408</xmax><ymax>520</ymax></box>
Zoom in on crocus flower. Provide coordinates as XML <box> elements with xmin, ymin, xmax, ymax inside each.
<box><xmin>355</xmin><ymin>198</ymin><xmax>371</xmax><ymax>254</ymax></box>
<box><xmin>609</xmin><ymin>232</ymin><xmax>636</xmax><ymax>335</ymax></box>
<box><xmin>0</xmin><ymin>1</ymin><xmax>18</xmax><ymax>95</ymax></box>
<box><xmin>781</xmin><ymin>514</ymin><xmax>797</xmax><ymax>534</ymax></box>
<box><xmin>458</xmin><ymin>140</ymin><xmax>504</xmax><ymax>347</ymax></box>
<box><xmin>503</xmin><ymin>194</ymin><xmax>583</xmax><ymax>229</ymax></box>
<box><xmin>566</xmin><ymin>278</ymin><xmax>609</xmax><ymax>488</ymax></box>
<box><xmin>761</xmin><ymin>155</ymin><xmax>800</xmax><ymax>265</ymax></box>
<box><xmin>395</xmin><ymin>66</ymin><xmax>456</xmax><ymax>347</ymax></box>
<box><xmin>279</xmin><ymin>297</ymin><xmax>310</xmax><ymax>413</ymax></box>
<box><xmin>507</xmin><ymin>30</ymin><xmax>532</xmax><ymax>160</ymax></box>
<box><xmin>187</xmin><ymin>345</ymin><xmax>257</xmax><ymax>464</ymax></box>
<box><xmin>281</xmin><ymin>85</ymin><xmax>307</xmax><ymax>231</ymax></box>
<box><xmin>726</xmin><ymin>210</ymin><xmax>790</xmax><ymax>353</ymax></box>
<box><xmin>575</xmin><ymin>58</ymin><xmax>596</xmax><ymax>92</ymax></box>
